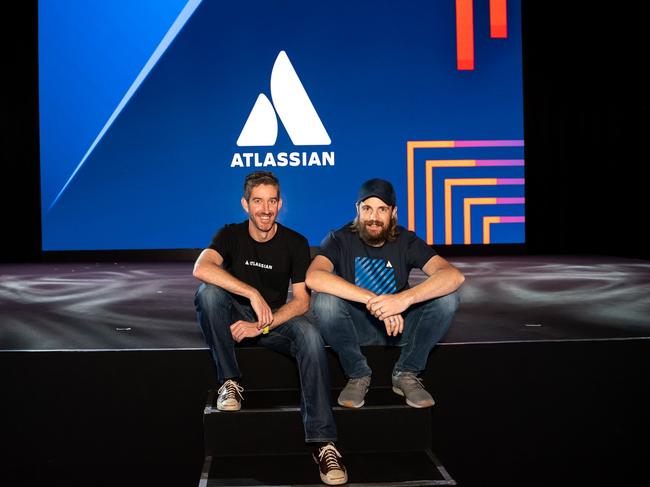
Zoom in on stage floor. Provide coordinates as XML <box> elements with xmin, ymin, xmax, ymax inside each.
<box><xmin>1</xmin><ymin>255</ymin><xmax>649</xmax><ymax>351</ymax></box>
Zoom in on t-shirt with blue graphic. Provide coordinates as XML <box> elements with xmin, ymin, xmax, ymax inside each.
<box><xmin>317</xmin><ymin>224</ymin><xmax>436</xmax><ymax>294</ymax></box>
<box><xmin>354</xmin><ymin>256</ymin><xmax>397</xmax><ymax>294</ymax></box>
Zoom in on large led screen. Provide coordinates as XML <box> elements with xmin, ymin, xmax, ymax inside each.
<box><xmin>39</xmin><ymin>0</ymin><xmax>524</xmax><ymax>250</ymax></box>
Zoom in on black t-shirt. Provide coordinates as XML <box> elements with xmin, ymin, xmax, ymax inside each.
<box><xmin>317</xmin><ymin>224</ymin><xmax>436</xmax><ymax>294</ymax></box>
<box><xmin>209</xmin><ymin>221</ymin><xmax>311</xmax><ymax>309</ymax></box>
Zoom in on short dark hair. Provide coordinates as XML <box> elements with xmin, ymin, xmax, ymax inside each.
<box><xmin>243</xmin><ymin>171</ymin><xmax>280</xmax><ymax>200</ymax></box>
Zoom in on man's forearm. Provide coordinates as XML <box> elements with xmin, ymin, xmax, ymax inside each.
<box><xmin>306</xmin><ymin>270</ymin><xmax>375</xmax><ymax>304</ymax></box>
<box><xmin>267</xmin><ymin>297</ymin><xmax>310</xmax><ymax>329</ymax></box>
<box><xmin>398</xmin><ymin>267</ymin><xmax>464</xmax><ymax>305</ymax></box>
<box><xmin>194</xmin><ymin>264</ymin><xmax>259</xmax><ymax>301</ymax></box>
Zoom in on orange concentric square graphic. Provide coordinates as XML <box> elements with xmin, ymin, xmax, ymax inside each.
<box><xmin>407</xmin><ymin>140</ymin><xmax>525</xmax><ymax>245</ymax></box>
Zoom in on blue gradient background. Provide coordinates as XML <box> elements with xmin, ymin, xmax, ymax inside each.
<box><xmin>39</xmin><ymin>0</ymin><xmax>523</xmax><ymax>250</ymax></box>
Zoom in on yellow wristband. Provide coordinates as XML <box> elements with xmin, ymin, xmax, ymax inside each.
<box><xmin>262</xmin><ymin>326</ymin><xmax>270</xmax><ymax>335</ymax></box>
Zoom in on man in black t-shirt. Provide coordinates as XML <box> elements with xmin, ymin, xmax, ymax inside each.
<box><xmin>306</xmin><ymin>178</ymin><xmax>465</xmax><ymax>409</ymax></box>
<box><xmin>193</xmin><ymin>172</ymin><xmax>347</xmax><ymax>486</ymax></box>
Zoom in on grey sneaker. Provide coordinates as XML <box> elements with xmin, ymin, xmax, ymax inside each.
<box><xmin>392</xmin><ymin>372</ymin><xmax>435</xmax><ymax>408</ymax></box>
<box><xmin>217</xmin><ymin>379</ymin><xmax>243</xmax><ymax>411</ymax></box>
<box><xmin>337</xmin><ymin>376</ymin><xmax>371</xmax><ymax>408</ymax></box>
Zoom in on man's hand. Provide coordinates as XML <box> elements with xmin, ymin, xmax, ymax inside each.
<box><xmin>230</xmin><ymin>320</ymin><xmax>263</xmax><ymax>342</ymax></box>
<box><xmin>367</xmin><ymin>294</ymin><xmax>412</xmax><ymax>321</ymax></box>
<box><xmin>383</xmin><ymin>313</ymin><xmax>404</xmax><ymax>336</ymax></box>
<box><xmin>250</xmin><ymin>292</ymin><xmax>273</xmax><ymax>328</ymax></box>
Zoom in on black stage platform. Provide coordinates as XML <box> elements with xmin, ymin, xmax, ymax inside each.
<box><xmin>2</xmin><ymin>255</ymin><xmax>649</xmax><ymax>487</ymax></box>
<box><xmin>2</xmin><ymin>255</ymin><xmax>649</xmax><ymax>351</ymax></box>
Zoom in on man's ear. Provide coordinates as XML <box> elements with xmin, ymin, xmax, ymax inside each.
<box><xmin>241</xmin><ymin>197</ymin><xmax>249</xmax><ymax>214</ymax></box>
<box><xmin>278</xmin><ymin>198</ymin><xmax>283</xmax><ymax>212</ymax></box>
<box><xmin>392</xmin><ymin>206</ymin><xmax>398</xmax><ymax>219</ymax></box>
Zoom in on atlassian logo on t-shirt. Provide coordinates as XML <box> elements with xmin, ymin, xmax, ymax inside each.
<box><xmin>245</xmin><ymin>260</ymin><xmax>273</xmax><ymax>270</ymax></box>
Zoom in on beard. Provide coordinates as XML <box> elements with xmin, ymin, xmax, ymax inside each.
<box><xmin>356</xmin><ymin>218</ymin><xmax>393</xmax><ymax>246</ymax></box>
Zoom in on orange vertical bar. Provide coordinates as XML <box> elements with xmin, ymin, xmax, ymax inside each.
<box><xmin>456</xmin><ymin>0</ymin><xmax>474</xmax><ymax>70</ymax></box>
<box><xmin>483</xmin><ymin>217</ymin><xmax>501</xmax><ymax>244</ymax></box>
<box><xmin>407</xmin><ymin>142</ymin><xmax>415</xmax><ymax>231</ymax></box>
<box><xmin>464</xmin><ymin>199</ymin><xmax>473</xmax><ymax>245</ymax></box>
<box><xmin>444</xmin><ymin>180</ymin><xmax>453</xmax><ymax>244</ymax></box>
<box><xmin>425</xmin><ymin>162</ymin><xmax>434</xmax><ymax>244</ymax></box>
<box><xmin>490</xmin><ymin>0</ymin><xmax>508</xmax><ymax>38</ymax></box>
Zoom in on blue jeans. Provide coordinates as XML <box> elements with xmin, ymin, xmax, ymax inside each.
<box><xmin>194</xmin><ymin>283</ymin><xmax>337</xmax><ymax>443</ymax></box>
<box><xmin>311</xmin><ymin>291</ymin><xmax>460</xmax><ymax>378</ymax></box>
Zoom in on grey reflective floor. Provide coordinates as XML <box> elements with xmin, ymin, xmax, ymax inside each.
<box><xmin>1</xmin><ymin>256</ymin><xmax>649</xmax><ymax>350</ymax></box>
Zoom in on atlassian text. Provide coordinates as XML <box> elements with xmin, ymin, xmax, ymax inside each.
<box><xmin>230</xmin><ymin>151</ymin><xmax>335</xmax><ymax>168</ymax></box>
<box><xmin>245</xmin><ymin>260</ymin><xmax>273</xmax><ymax>270</ymax></box>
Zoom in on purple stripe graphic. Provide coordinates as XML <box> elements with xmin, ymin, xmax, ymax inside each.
<box><xmin>496</xmin><ymin>197</ymin><xmax>525</xmax><ymax>204</ymax></box>
<box><xmin>497</xmin><ymin>178</ymin><xmax>525</xmax><ymax>184</ymax></box>
<box><xmin>476</xmin><ymin>159</ymin><xmax>525</xmax><ymax>166</ymax></box>
<box><xmin>500</xmin><ymin>216</ymin><xmax>526</xmax><ymax>223</ymax></box>
<box><xmin>455</xmin><ymin>140</ymin><xmax>525</xmax><ymax>147</ymax></box>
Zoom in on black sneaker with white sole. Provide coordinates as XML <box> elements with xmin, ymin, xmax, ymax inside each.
<box><xmin>313</xmin><ymin>442</ymin><xmax>348</xmax><ymax>485</ymax></box>
<box><xmin>216</xmin><ymin>379</ymin><xmax>243</xmax><ymax>411</ymax></box>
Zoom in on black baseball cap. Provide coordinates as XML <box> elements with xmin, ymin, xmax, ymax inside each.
<box><xmin>357</xmin><ymin>178</ymin><xmax>396</xmax><ymax>206</ymax></box>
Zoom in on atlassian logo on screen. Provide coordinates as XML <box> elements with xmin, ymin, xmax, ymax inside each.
<box><xmin>231</xmin><ymin>51</ymin><xmax>335</xmax><ymax>168</ymax></box>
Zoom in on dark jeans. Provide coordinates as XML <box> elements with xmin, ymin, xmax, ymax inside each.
<box><xmin>194</xmin><ymin>283</ymin><xmax>337</xmax><ymax>443</ymax></box>
<box><xmin>311</xmin><ymin>291</ymin><xmax>460</xmax><ymax>378</ymax></box>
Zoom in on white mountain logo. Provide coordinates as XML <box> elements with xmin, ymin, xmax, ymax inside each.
<box><xmin>237</xmin><ymin>51</ymin><xmax>331</xmax><ymax>147</ymax></box>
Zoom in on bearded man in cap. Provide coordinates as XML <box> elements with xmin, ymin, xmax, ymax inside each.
<box><xmin>306</xmin><ymin>178</ymin><xmax>464</xmax><ymax>409</ymax></box>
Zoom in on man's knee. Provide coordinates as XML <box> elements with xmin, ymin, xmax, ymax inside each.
<box><xmin>286</xmin><ymin>318</ymin><xmax>326</xmax><ymax>357</ymax></box>
<box><xmin>298</xmin><ymin>320</ymin><xmax>326</xmax><ymax>352</ymax></box>
<box><xmin>311</xmin><ymin>292</ymin><xmax>348</xmax><ymax>322</ymax></box>
<box><xmin>195</xmin><ymin>283</ymin><xmax>231</xmax><ymax>311</ymax></box>
<box><xmin>424</xmin><ymin>290</ymin><xmax>461</xmax><ymax>317</ymax></box>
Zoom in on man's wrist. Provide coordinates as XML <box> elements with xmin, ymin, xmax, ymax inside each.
<box><xmin>398</xmin><ymin>292</ymin><xmax>415</xmax><ymax>308</ymax></box>
<box><xmin>245</xmin><ymin>288</ymin><xmax>261</xmax><ymax>301</ymax></box>
<box><xmin>363</xmin><ymin>291</ymin><xmax>377</xmax><ymax>304</ymax></box>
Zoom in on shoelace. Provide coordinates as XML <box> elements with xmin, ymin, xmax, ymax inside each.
<box><xmin>348</xmin><ymin>377</ymin><xmax>370</xmax><ymax>387</ymax></box>
<box><xmin>400</xmin><ymin>373</ymin><xmax>425</xmax><ymax>389</ymax></box>
<box><xmin>218</xmin><ymin>380</ymin><xmax>244</xmax><ymax>401</ymax></box>
<box><xmin>318</xmin><ymin>444</ymin><xmax>343</xmax><ymax>471</ymax></box>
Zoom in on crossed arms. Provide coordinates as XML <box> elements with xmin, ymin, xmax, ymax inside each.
<box><xmin>305</xmin><ymin>255</ymin><xmax>465</xmax><ymax>336</ymax></box>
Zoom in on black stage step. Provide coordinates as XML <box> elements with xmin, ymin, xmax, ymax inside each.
<box><xmin>234</xmin><ymin>346</ymin><xmax>412</xmax><ymax>390</ymax></box>
<box><xmin>202</xmin><ymin>345</ymin><xmax>455</xmax><ymax>485</ymax></box>
<box><xmin>200</xmin><ymin>450</ymin><xmax>455</xmax><ymax>486</ymax></box>
<box><xmin>204</xmin><ymin>389</ymin><xmax>432</xmax><ymax>456</ymax></box>
<box><xmin>205</xmin><ymin>387</ymin><xmax>413</xmax><ymax>410</ymax></box>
